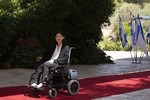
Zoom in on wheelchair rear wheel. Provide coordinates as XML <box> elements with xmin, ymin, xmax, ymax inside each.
<box><xmin>67</xmin><ymin>80</ymin><xmax>80</xmax><ymax>95</ymax></box>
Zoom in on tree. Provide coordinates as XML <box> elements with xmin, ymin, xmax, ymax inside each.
<box><xmin>0</xmin><ymin>0</ymin><xmax>17</xmax><ymax>62</ymax></box>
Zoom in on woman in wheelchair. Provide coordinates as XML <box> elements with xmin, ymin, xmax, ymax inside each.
<box><xmin>30</xmin><ymin>32</ymin><xmax>70</xmax><ymax>89</ymax></box>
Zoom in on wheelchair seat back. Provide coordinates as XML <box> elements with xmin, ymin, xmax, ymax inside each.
<box><xmin>54</xmin><ymin>47</ymin><xmax>75</xmax><ymax>75</ymax></box>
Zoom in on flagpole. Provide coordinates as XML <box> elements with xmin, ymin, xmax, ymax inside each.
<box><xmin>139</xmin><ymin>52</ymin><xmax>144</xmax><ymax>63</ymax></box>
<box><xmin>130</xmin><ymin>50</ymin><xmax>134</xmax><ymax>62</ymax></box>
<box><xmin>135</xmin><ymin>44</ymin><xmax>138</xmax><ymax>63</ymax></box>
<box><xmin>134</xmin><ymin>15</ymin><xmax>140</xmax><ymax>64</ymax></box>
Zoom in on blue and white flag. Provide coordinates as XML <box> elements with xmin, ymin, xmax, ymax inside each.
<box><xmin>119</xmin><ymin>16</ymin><xmax>127</xmax><ymax>48</ymax></box>
<box><xmin>135</xmin><ymin>14</ymin><xmax>148</xmax><ymax>56</ymax></box>
<box><xmin>130</xmin><ymin>18</ymin><xmax>135</xmax><ymax>50</ymax></box>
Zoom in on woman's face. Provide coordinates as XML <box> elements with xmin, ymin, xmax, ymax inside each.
<box><xmin>55</xmin><ymin>33</ymin><xmax>64</xmax><ymax>44</ymax></box>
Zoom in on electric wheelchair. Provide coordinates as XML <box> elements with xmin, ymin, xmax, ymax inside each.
<box><xmin>28</xmin><ymin>47</ymin><xmax>80</xmax><ymax>98</ymax></box>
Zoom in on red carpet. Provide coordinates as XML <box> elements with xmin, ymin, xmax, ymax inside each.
<box><xmin>0</xmin><ymin>71</ymin><xmax>150</xmax><ymax>100</ymax></box>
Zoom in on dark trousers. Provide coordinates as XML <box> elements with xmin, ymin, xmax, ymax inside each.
<box><xmin>34</xmin><ymin>62</ymin><xmax>58</xmax><ymax>84</ymax></box>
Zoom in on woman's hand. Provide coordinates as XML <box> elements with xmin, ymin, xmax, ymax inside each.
<box><xmin>46</xmin><ymin>60</ymin><xmax>54</xmax><ymax>64</ymax></box>
<box><xmin>36</xmin><ymin>56</ymin><xmax>43</xmax><ymax>61</ymax></box>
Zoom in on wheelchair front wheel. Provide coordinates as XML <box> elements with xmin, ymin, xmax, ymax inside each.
<box><xmin>67</xmin><ymin>80</ymin><xmax>80</xmax><ymax>95</ymax></box>
<box><xmin>28</xmin><ymin>73</ymin><xmax>36</xmax><ymax>87</ymax></box>
<box><xmin>49</xmin><ymin>88</ymin><xmax>57</xmax><ymax>98</ymax></box>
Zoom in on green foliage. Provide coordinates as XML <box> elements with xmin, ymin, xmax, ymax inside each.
<box><xmin>98</xmin><ymin>36</ymin><xmax>130</xmax><ymax>51</ymax></box>
<box><xmin>10</xmin><ymin>38</ymin><xmax>44</xmax><ymax>68</ymax></box>
<box><xmin>116</xmin><ymin>0</ymin><xmax>150</xmax><ymax>4</ymax></box>
<box><xmin>106</xmin><ymin>19</ymin><xmax>131</xmax><ymax>51</ymax></box>
<box><xmin>0</xmin><ymin>16</ymin><xmax>17</xmax><ymax>62</ymax></box>
<box><xmin>100</xmin><ymin>2</ymin><xmax>150</xmax><ymax>51</ymax></box>
<box><xmin>110</xmin><ymin>2</ymin><xmax>150</xmax><ymax>32</ymax></box>
<box><xmin>0</xmin><ymin>0</ymin><xmax>19</xmax><ymax>62</ymax></box>
<box><xmin>124</xmin><ymin>0</ymin><xmax>150</xmax><ymax>7</ymax></box>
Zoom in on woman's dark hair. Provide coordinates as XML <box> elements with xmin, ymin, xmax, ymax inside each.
<box><xmin>54</xmin><ymin>31</ymin><xmax>65</xmax><ymax>37</ymax></box>
<box><xmin>52</xmin><ymin>31</ymin><xmax>66</xmax><ymax>45</ymax></box>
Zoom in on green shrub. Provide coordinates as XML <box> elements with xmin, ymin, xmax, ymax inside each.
<box><xmin>71</xmin><ymin>41</ymin><xmax>114</xmax><ymax>64</ymax></box>
<box><xmin>10</xmin><ymin>38</ymin><xmax>44</xmax><ymax>68</ymax></box>
<box><xmin>98</xmin><ymin>35</ymin><xmax>131</xmax><ymax>51</ymax></box>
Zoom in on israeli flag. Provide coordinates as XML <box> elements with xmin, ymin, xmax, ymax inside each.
<box><xmin>119</xmin><ymin>15</ymin><xmax>127</xmax><ymax>48</ymax></box>
<box><xmin>135</xmin><ymin>14</ymin><xmax>148</xmax><ymax>56</ymax></box>
<box><xmin>130</xmin><ymin>18</ymin><xmax>135</xmax><ymax>50</ymax></box>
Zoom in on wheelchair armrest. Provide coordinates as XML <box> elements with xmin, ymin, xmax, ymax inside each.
<box><xmin>54</xmin><ymin>60</ymin><xmax>68</xmax><ymax>65</ymax></box>
<box><xmin>58</xmin><ymin>62</ymin><xmax>68</xmax><ymax>65</ymax></box>
<box><xmin>54</xmin><ymin>61</ymin><xmax>68</xmax><ymax>65</ymax></box>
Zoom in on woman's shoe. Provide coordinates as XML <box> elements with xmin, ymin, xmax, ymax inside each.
<box><xmin>36</xmin><ymin>83</ymin><xmax>43</xmax><ymax>88</ymax></box>
<box><xmin>31</xmin><ymin>83</ymin><xmax>37</xmax><ymax>87</ymax></box>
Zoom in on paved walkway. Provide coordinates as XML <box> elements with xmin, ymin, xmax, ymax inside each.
<box><xmin>94</xmin><ymin>51</ymin><xmax>150</xmax><ymax>100</ymax></box>
<box><xmin>0</xmin><ymin>51</ymin><xmax>150</xmax><ymax>100</ymax></box>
